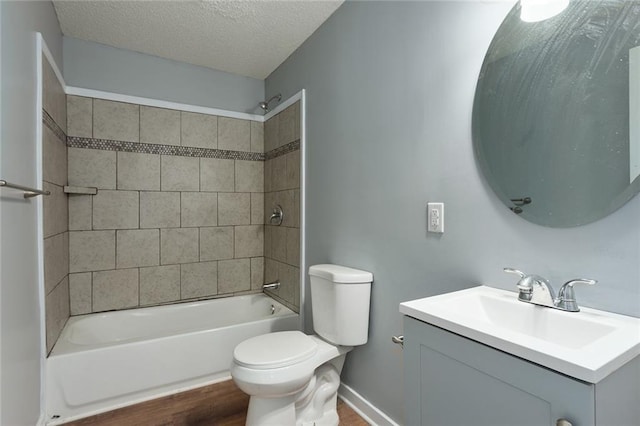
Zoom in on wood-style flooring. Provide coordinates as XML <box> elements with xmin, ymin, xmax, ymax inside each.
<box><xmin>64</xmin><ymin>380</ymin><xmax>369</xmax><ymax>426</ymax></box>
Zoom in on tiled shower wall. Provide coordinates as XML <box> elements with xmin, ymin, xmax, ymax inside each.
<box><xmin>42</xmin><ymin>55</ymin><xmax>70</xmax><ymax>353</ymax></box>
<box><xmin>263</xmin><ymin>102</ymin><xmax>301</xmax><ymax>312</ymax></box>
<box><xmin>66</xmin><ymin>97</ymin><xmax>266</xmax><ymax>314</ymax></box>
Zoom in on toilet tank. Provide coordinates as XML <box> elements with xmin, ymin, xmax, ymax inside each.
<box><xmin>309</xmin><ymin>264</ymin><xmax>373</xmax><ymax>346</ymax></box>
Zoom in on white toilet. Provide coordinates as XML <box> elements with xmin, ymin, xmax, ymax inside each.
<box><xmin>231</xmin><ymin>264</ymin><xmax>373</xmax><ymax>426</ymax></box>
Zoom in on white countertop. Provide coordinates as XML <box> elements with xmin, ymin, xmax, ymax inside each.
<box><xmin>400</xmin><ymin>286</ymin><xmax>640</xmax><ymax>383</ymax></box>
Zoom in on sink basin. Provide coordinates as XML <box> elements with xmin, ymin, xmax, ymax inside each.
<box><xmin>400</xmin><ymin>286</ymin><xmax>640</xmax><ymax>383</ymax></box>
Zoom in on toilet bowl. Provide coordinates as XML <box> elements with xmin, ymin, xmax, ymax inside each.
<box><xmin>231</xmin><ymin>332</ymin><xmax>352</xmax><ymax>425</ymax></box>
<box><xmin>231</xmin><ymin>264</ymin><xmax>373</xmax><ymax>426</ymax></box>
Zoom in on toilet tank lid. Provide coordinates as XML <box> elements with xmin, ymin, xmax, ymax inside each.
<box><xmin>309</xmin><ymin>264</ymin><xmax>373</xmax><ymax>283</ymax></box>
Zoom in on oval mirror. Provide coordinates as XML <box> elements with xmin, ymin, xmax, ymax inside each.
<box><xmin>473</xmin><ymin>0</ymin><xmax>640</xmax><ymax>227</ymax></box>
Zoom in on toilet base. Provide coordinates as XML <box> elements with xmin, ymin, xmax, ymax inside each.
<box><xmin>244</xmin><ymin>355</ymin><xmax>346</xmax><ymax>426</ymax></box>
<box><xmin>246</xmin><ymin>395</ymin><xmax>297</xmax><ymax>426</ymax></box>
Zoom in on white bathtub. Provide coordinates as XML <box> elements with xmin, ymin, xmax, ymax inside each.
<box><xmin>45</xmin><ymin>294</ymin><xmax>299</xmax><ymax>424</ymax></box>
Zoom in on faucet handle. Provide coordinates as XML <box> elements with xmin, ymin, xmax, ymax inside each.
<box><xmin>504</xmin><ymin>268</ymin><xmax>533</xmax><ymax>293</ymax></box>
<box><xmin>556</xmin><ymin>278</ymin><xmax>597</xmax><ymax>312</ymax></box>
<box><xmin>562</xmin><ymin>278</ymin><xmax>597</xmax><ymax>288</ymax></box>
<box><xmin>503</xmin><ymin>268</ymin><xmax>526</xmax><ymax>278</ymax></box>
<box><xmin>504</xmin><ymin>268</ymin><xmax>537</xmax><ymax>302</ymax></box>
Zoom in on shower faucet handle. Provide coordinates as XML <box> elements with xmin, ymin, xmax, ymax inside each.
<box><xmin>269</xmin><ymin>204</ymin><xmax>284</xmax><ymax>226</ymax></box>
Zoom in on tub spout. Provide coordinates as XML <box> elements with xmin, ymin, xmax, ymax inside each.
<box><xmin>263</xmin><ymin>281</ymin><xmax>280</xmax><ymax>291</ymax></box>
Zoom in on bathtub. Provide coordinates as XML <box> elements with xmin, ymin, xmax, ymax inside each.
<box><xmin>45</xmin><ymin>294</ymin><xmax>299</xmax><ymax>424</ymax></box>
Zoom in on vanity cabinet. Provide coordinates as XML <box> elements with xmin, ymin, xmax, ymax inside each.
<box><xmin>403</xmin><ymin>316</ymin><xmax>640</xmax><ymax>426</ymax></box>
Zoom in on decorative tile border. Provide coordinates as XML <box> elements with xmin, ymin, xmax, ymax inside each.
<box><xmin>265</xmin><ymin>140</ymin><xmax>300</xmax><ymax>160</ymax></box>
<box><xmin>43</xmin><ymin>109</ymin><xmax>66</xmax><ymax>143</ymax></box>
<box><xmin>65</xmin><ymin>136</ymin><xmax>301</xmax><ymax>162</ymax></box>
<box><xmin>67</xmin><ymin>136</ymin><xmax>265</xmax><ymax>161</ymax></box>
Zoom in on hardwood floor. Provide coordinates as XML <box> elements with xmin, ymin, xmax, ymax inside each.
<box><xmin>64</xmin><ymin>380</ymin><xmax>369</xmax><ymax>425</ymax></box>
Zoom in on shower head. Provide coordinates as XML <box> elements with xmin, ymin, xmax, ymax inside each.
<box><xmin>259</xmin><ymin>94</ymin><xmax>282</xmax><ymax>112</ymax></box>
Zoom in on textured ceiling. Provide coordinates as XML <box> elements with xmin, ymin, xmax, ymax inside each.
<box><xmin>53</xmin><ymin>0</ymin><xmax>344</xmax><ymax>80</ymax></box>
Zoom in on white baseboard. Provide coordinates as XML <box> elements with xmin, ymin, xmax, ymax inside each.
<box><xmin>338</xmin><ymin>383</ymin><xmax>400</xmax><ymax>426</ymax></box>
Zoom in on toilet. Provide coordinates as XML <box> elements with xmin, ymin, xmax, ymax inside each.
<box><xmin>231</xmin><ymin>264</ymin><xmax>373</xmax><ymax>426</ymax></box>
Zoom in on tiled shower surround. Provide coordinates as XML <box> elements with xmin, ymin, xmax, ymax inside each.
<box><xmin>64</xmin><ymin>96</ymin><xmax>301</xmax><ymax>315</ymax></box>
<box><xmin>263</xmin><ymin>103</ymin><xmax>301</xmax><ymax>312</ymax></box>
<box><xmin>42</xmin><ymin>56</ymin><xmax>70</xmax><ymax>353</ymax></box>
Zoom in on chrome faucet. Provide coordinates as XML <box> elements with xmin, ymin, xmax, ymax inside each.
<box><xmin>262</xmin><ymin>281</ymin><xmax>280</xmax><ymax>291</ymax></box>
<box><xmin>504</xmin><ymin>268</ymin><xmax>596</xmax><ymax>312</ymax></box>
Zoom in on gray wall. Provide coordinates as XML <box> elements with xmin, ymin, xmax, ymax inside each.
<box><xmin>63</xmin><ymin>37</ymin><xmax>265</xmax><ymax>115</ymax></box>
<box><xmin>0</xmin><ymin>1</ymin><xmax>63</xmax><ymax>423</ymax></box>
<box><xmin>266</xmin><ymin>1</ymin><xmax>640</xmax><ymax>423</ymax></box>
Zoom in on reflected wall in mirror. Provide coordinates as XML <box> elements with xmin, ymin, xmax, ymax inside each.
<box><xmin>473</xmin><ymin>0</ymin><xmax>640</xmax><ymax>227</ymax></box>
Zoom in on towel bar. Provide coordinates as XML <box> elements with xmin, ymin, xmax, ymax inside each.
<box><xmin>0</xmin><ymin>179</ymin><xmax>50</xmax><ymax>198</ymax></box>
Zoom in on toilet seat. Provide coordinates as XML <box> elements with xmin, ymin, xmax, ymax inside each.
<box><xmin>233</xmin><ymin>331</ymin><xmax>318</xmax><ymax>369</ymax></box>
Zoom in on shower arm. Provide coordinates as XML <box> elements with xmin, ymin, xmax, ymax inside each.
<box><xmin>259</xmin><ymin>94</ymin><xmax>282</xmax><ymax>112</ymax></box>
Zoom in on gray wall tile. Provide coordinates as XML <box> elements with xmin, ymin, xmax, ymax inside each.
<box><xmin>200</xmin><ymin>158</ymin><xmax>234</xmax><ymax>192</ymax></box>
<box><xmin>69</xmin><ymin>194</ymin><xmax>92</xmax><ymax>231</ymax></box>
<box><xmin>218</xmin><ymin>193</ymin><xmax>250</xmax><ymax>225</ymax></box>
<box><xmin>181</xmin><ymin>192</ymin><xmax>217</xmax><ymax>227</ymax></box>
<box><xmin>282</xmin><ymin>263</ymin><xmax>300</xmax><ymax>307</ymax></box>
<box><xmin>266</xmin><ymin>261</ymin><xmax>297</xmax><ymax>308</ymax></box>
<box><xmin>140</xmin><ymin>106</ymin><xmax>180</xmax><ymax>146</ymax></box>
<box><xmin>235</xmin><ymin>225</ymin><xmax>264</xmax><ymax>258</ymax></box>
<box><xmin>69</xmin><ymin>230</ymin><xmax>115</xmax><ymax>273</ymax></box>
<box><xmin>286</xmin><ymin>227</ymin><xmax>300</xmax><ymax>267</ymax></box>
<box><xmin>292</xmin><ymin>267</ymin><xmax>300</xmax><ymax>312</ymax></box>
<box><xmin>264</xmin><ymin>159</ymin><xmax>273</xmax><ymax>193</ymax></box>
<box><xmin>271</xmin><ymin>155</ymin><xmax>287</xmax><ymax>192</ymax></box>
<box><xmin>43</xmin><ymin>57</ymin><xmax>66</xmax><ymax>133</ymax></box>
<box><xmin>292</xmin><ymin>189</ymin><xmax>300</xmax><ymax>228</ymax></box>
<box><xmin>235</xmin><ymin>160</ymin><xmax>264</xmax><ymax>192</ymax></box>
<box><xmin>117</xmin><ymin>152</ymin><xmax>160</xmax><ymax>190</ymax></box>
<box><xmin>161</xmin><ymin>155</ymin><xmax>199</xmax><ymax>191</ymax></box>
<box><xmin>67</xmin><ymin>95</ymin><xmax>92</xmax><ymax>138</ymax></box>
<box><xmin>68</xmin><ymin>148</ymin><xmax>116</xmax><ymax>189</ymax></box>
<box><xmin>251</xmin><ymin>257</ymin><xmax>264</xmax><ymax>290</ymax></box>
<box><xmin>43</xmin><ymin>182</ymin><xmax>68</xmax><ymax>238</ymax></box>
<box><xmin>69</xmin><ymin>272</ymin><xmax>92</xmax><ymax>315</ymax></box>
<box><xmin>218</xmin><ymin>117</ymin><xmax>250</xmax><ymax>152</ymax></box>
<box><xmin>285</xmin><ymin>150</ymin><xmax>300</xmax><ymax>190</ymax></box>
<box><xmin>44</xmin><ymin>232</ymin><xmax>69</xmax><ymax>295</ymax></box>
<box><xmin>251</xmin><ymin>192</ymin><xmax>264</xmax><ymax>225</ymax></box>
<box><xmin>218</xmin><ymin>258</ymin><xmax>250</xmax><ymax>293</ymax></box>
<box><xmin>181</xmin><ymin>111</ymin><xmax>217</xmax><ymax>149</ymax></box>
<box><xmin>265</xmin><ymin>258</ymin><xmax>278</xmax><ymax>287</ymax></box>
<box><xmin>181</xmin><ymin>261</ymin><xmax>217</xmax><ymax>299</ymax></box>
<box><xmin>59</xmin><ymin>96</ymin><xmax>300</xmax><ymax>315</ymax></box>
<box><xmin>140</xmin><ymin>191</ymin><xmax>180</xmax><ymax>228</ymax></box>
<box><xmin>92</xmin><ymin>190</ymin><xmax>139</xmax><ymax>229</ymax></box>
<box><xmin>250</xmin><ymin>121</ymin><xmax>264</xmax><ymax>153</ymax></box>
<box><xmin>140</xmin><ymin>265</ymin><xmax>180</xmax><ymax>305</ymax></box>
<box><xmin>264</xmin><ymin>114</ymin><xmax>279</xmax><ymax>153</ymax></box>
<box><xmin>271</xmin><ymin>225</ymin><xmax>287</xmax><ymax>263</ymax></box>
<box><xmin>43</xmin><ymin>125</ymin><xmax>67</xmax><ymax>186</ymax></box>
<box><xmin>117</xmin><ymin>229</ymin><xmax>160</xmax><ymax>269</ymax></box>
<box><xmin>264</xmin><ymin>225</ymin><xmax>273</xmax><ymax>259</ymax></box>
<box><xmin>278</xmin><ymin>104</ymin><xmax>297</xmax><ymax>147</ymax></box>
<box><xmin>45</xmin><ymin>276</ymin><xmax>69</xmax><ymax>353</ymax></box>
<box><xmin>93</xmin><ymin>99</ymin><xmax>139</xmax><ymax>142</ymax></box>
<box><xmin>264</xmin><ymin>192</ymin><xmax>274</xmax><ymax>224</ymax></box>
<box><xmin>161</xmin><ymin>228</ymin><xmax>199</xmax><ymax>264</ymax></box>
<box><xmin>200</xmin><ymin>227</ymin><xmax>234</xmax><ymax>261</ymax></box>
<box><xmin>92</xmin><ymin>268</ymin><xmax>139</xmax><ymax>312</ymax></box>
